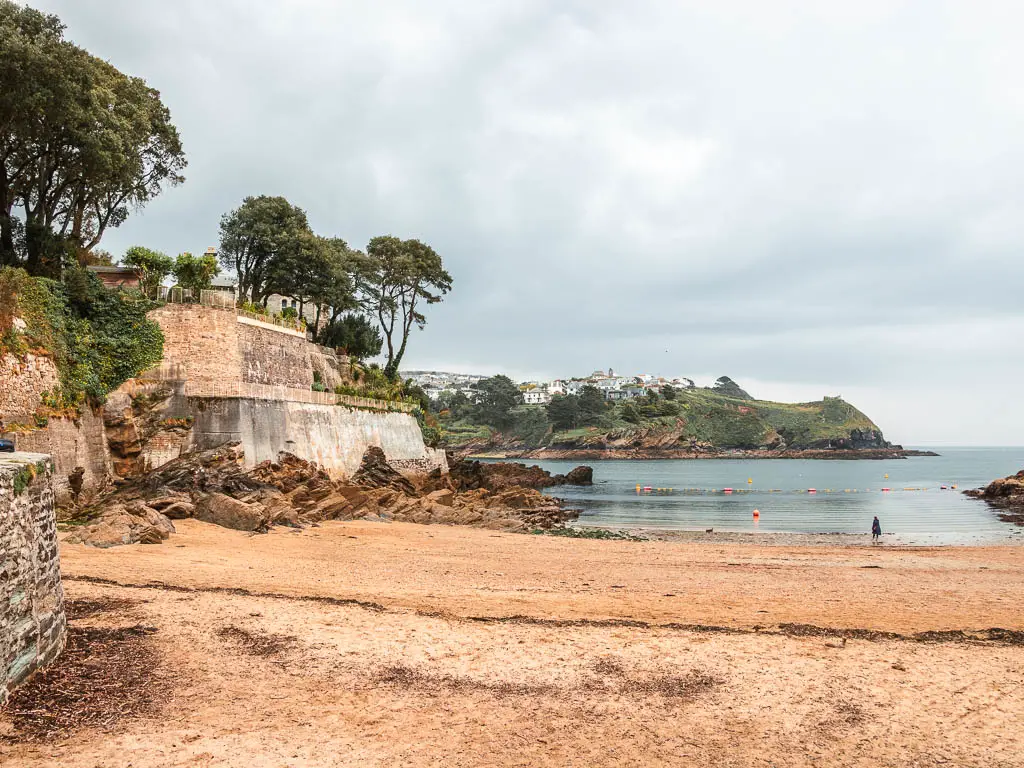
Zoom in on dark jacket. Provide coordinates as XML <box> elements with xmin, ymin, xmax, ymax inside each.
<box><xmin>872</xmin><ymin>519</ymin><xmax>882</xmax><ymax>535</ymax></box>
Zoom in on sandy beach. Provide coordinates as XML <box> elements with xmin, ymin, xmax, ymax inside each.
<box><xmin>3</xmin><ymin>519</ymin><xmax>1023</xmax><ymax>767</ymax></box>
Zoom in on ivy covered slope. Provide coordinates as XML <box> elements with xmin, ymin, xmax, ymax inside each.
<box><xmin>0</xmin><ymin>267</ymin><xmax>164</xmax><ymax>415</ymax></box>
<box><xmin>437</xmin><ymin>376</ymin><xmax>892</xmax><ymax>455</ymax></box>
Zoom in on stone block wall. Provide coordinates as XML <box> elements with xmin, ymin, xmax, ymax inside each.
<box><xmin>148</xmin><ymin>304</ymin><xmax>350</xmax><ymax>392</ymax></box>
<box><xmin>1</xmin><ymin>350</ymin><xmax>112</xmax><ymax>506</ymax></box>
<box><xmin>147</xmin><ymin>304</ymin><xmax>242</xmax><ymax>387</ymax></box>
<box><xmin>13</xmin><ymin>409</ymin><xmax>111</xmax><ymax>508</ymax></box>
<box><xmin>0</xmin><ymin>352</ymin><xmax>60</xmax><ymax>425</ymax></box>
<box><xmin>0</xmin><ymin>453</ymin><xmax>66</xmax><ymax>707</ymax></box>
<box><xmin>237</xmin><ymin>323</ymin><xmax>348</xmax><ymax>391</ymax></box>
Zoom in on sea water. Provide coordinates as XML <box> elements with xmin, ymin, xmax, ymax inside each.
<box><xmin>507</xmin><ymin>447</ymin><xmax>1024</xmax><ymax>545</ymax></box>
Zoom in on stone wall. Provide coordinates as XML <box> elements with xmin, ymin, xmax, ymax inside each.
<box><xmin>0</xmin><ymin>453</ymin><xmax>66</xmax><ymax>707</ymax></box>
<box><xmin>13</xmin><ymin>409</ymin><xmax>111</xmax><ymax>507</ymax></box>
<box><xmin>149</xmin><ymin>304</ymin><xmax>349</xmax><ymax>391</ymax></box>
<box><xmin>0</xmin><ymin>353</ymin><xmax>60</xmax><ymax>425</ymax></box>
<box><xmin>0</xmin><ymin>351</ymin><xmax>112</xmax><ymax>504</ymax></box>
<box><xmin>191</xmin><ymin>398</ymin><xmax>447</xmax><ymax>478</ymax></box>
<box><xmin>147</xmin><ymin>304</ymin><xmax>242</xmax><ymax>387</ymax></box>
<box><xmin>237</xmin><ymin>323</ymin><xmax>349</xmax><ymax>391</ymax></box>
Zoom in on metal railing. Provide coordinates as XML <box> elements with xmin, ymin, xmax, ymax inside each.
<box><xmin>155</xmin><ymin>287</ymin><xmax>310</xmax><ymax>335</ymax></box>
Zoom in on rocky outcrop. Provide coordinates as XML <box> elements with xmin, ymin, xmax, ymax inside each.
<box><xmin>351</xmin><ymin>446</ymin><xmax>418</xmax><ymax>495</ymax></box>
<box><xmin>63</xmin><ymin>500</ymin><xmax>176</xmax><ymax>548</ymax></box>
<box><xmin>446</xmin><ymin>454</ymin><xmax>593</xmax><ymax>492</ymax></box>
<box><xmin>63</xmin><ymin>444</ymin><xmax>580</xmax><ymax>547</ymax></box>
<box><xmin>965</xmin><ymin>470</ymin><xmax>1024</xmax><ymax>525</ymax></box>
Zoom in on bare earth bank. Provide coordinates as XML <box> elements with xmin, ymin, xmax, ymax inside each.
<box><xmin>2</xmin><ymin>519</ymin><xmax>1022</xmax><ymax>767</ymax></box>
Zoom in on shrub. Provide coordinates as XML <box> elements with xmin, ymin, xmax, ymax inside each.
<box><xmin>0</xmin><ymin>267</ymin><xmax>164</xmax><ymax>408</ymax></box>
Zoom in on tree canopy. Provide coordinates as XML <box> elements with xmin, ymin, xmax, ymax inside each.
<box><xmin>122</xmin><ymin>245</ymin><xmax>173</xmax><ymax>297</ymax></box>
<box><xmin>546</xmin><ymin>393</ymin><xmax>581</xmax><ymax>431</ymax></box>
<box><xmin>357</xmin><ymin>236</ymin><xmax>452</xmax><ymax>379</ymax></box>
<box><xmin>0</xmin><ymin>2</ymin><xmax>185</xmax><ymax>276</ymax></box>
<box><xmin>218</xmin><ymin>195</ymin><xmax>310</xmax><ymax>304</ymax></box>
<box><xmin>711</xmin><ymin>375</ymin><xmax>752</xmax><ymax>399</ymax></box>
<box><xmin>318</xmin><ymin>312</ymin><xmax>383</xmax><ymax>360</ymax></box>
<box><xmin>473</xmin><ymin>375</ymin><xmax>522</xmax><ymax>430</ymax></box>
<box><xmin>172</xmin><ymin>251</ymin><xmax>219</xmax><ymax>294</ymax></box>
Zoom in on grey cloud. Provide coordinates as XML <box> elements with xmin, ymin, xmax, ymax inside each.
<box><xmin>30</xmin><ymin>0</ymin><xmax>1024</xmax><ymax>444</ymax></box>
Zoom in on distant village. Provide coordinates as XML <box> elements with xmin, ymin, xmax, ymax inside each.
<box><xmin>403</xmin><ymin>369</ymin><xmax>699</xmax><ymax>405</ymax></box>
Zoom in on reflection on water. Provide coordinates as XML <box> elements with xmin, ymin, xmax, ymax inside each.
<box><xmin>493</xmin><ymin>447</ymin><xmax>1024</xmax><ymax>545</ymax></box>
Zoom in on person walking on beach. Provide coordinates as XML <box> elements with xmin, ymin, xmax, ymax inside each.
<box><xmin>872</xmin><ymin>515</ymin><xmax>882</xmax><ymax>542</ymax></box>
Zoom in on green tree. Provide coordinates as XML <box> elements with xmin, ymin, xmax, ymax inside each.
<box><xmin>578</xmin><ymin>385</ymin><xmax>607</xmax><ymax>425</ymax></box>
<box><xmin>620</xmin><ymin>401</ymin><xmax>642</xmax><ymax>424</ymax></box>
<box><xmin>712</xmin><ymin>376</ymin><xmax>752</xmax><ymax>399</ymax></box>
<box><xmin>473</xmin><ymin>375</ymin><xmax>522</xmax><ymax>430</ymax></box>
<box><xmin>172</xmin><ymin>251</ymin><xmax>219</xmax><ymax>295</ymax></box>
<box><xmin>123</xmin><ymin>246</ymin><xmax>173</xmax><ymax>297</ymax></box>
<box><xmin>546</xmin><ymin>393</ymin><xmax>581</xmax><ymax>431</ymax></box>
<box><xmin>218</xmin><ymin>196</ymin><xmax>311</xmax><ymax>303</ymax></box>
<box><xmin>661</xmin><ymin>384</ymin><xmax>677</xmax><ymax>400</ymax></box>
<box><xmin>0</xmin><ymin>2</ymin><xmax>185</xmax><ymax>275</ymax></box>
<box><xmin>268</xmin><ymin>234</ymin><xmax>356</xmax><ymax>334</ymax></box>
<box><xmin>357</xmin><ymin>236</ymin><xmax>452</xmax><ymax>379</ymax></box>
<box><xmin>509</xmin><ymin>407</ymin><xmax>550</xmax><ymax>445</ymax></box>
<box><xmin>318</xmin><ymin>313</ymin><xmax>383</xmax><ymax>359</ymax></box>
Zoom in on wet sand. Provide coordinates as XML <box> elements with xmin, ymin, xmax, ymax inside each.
<box><xmin>3</xmin><ymin>519</ymin><xmax>1023</xmax><ymax>767</ymax></box>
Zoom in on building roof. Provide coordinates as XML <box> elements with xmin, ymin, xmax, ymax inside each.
<box><xmin>210</xmin><ymin>273</ymin><xmax>238</xmax><ymax>288</ymax></box>
<box><xmin>87</xmin><ymin>265</ymin><xmax>141</xmax><ymax>275</ymax></box>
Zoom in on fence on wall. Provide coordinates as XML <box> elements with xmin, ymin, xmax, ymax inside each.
<box><xmin>156</xmin><ymin>287</ymin><xmax>307</xmax><ymax>334</ymax></box>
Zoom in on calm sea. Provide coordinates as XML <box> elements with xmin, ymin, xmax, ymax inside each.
<box><xmin>500</xmin><ymin>448</ymin><xmax>1024</xmax><ymax>545</ymax></box>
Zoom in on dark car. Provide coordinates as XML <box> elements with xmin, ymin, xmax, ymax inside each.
<box><xmin>0</xmin><ymin>438</ymin><xmax>15</xmax><ymax>453</ymax></box>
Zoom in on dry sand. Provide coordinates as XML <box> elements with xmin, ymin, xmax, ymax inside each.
<box><xmin>2</xmin><ymin>519</ymin><xmax>1023</xmax><ymax>767</ymax></box>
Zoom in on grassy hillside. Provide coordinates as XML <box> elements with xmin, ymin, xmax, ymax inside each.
<box><xmin>438</xmin><ymin>385</ymin><xmax>886</xmax><ymax>452</ymax></box>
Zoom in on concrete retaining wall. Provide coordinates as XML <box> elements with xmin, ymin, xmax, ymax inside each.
<box><xmin>192</xmin><ymin>398</ymin><xmax>447</xmax><ymax>478</ymax></box>
<box><xmin>0</xmin><ymin>453</ymin><xmax>66</xmax><ymax>707</ymax></box>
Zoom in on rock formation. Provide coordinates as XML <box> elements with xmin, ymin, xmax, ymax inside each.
<box><xmin>445</xmin><ymin>454</ymin><xmax>593</xmax><ymax>492</ymax></box>
<box><xmin>965</xmin><ymin>469</ymin><xmax>1024</xmax><ymax>525</ymax></box>
<box><xmin>62</xmin><ymin>444</ymin><xmax>580</xmax><ymax>547</ymax></box>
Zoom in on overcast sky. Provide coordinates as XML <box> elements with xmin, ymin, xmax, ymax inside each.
<box><xmin>34</xmin><ymin>1</ymin><xmax>1024</xmax><ymax>445</ymax></box>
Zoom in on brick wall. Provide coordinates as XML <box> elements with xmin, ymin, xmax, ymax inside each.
<box><xmin>0</xmin><ymin>453</ymin><xmax>66</xmax><ymax>707</ymax></box>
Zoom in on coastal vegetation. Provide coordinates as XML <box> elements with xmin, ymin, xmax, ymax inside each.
<box><xmin>431</xmin><ymin>375</ymin><xmax>885</xmax><ymax>452</ymax></box>
<box><xmin>0</xmin><ymin>266</ymin><xmax>163</xmax><ymax>409</ymax></box>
